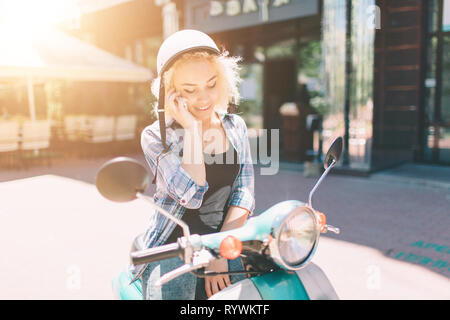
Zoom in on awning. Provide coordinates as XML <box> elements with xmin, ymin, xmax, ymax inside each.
<box><xmin>0</xmin><ymin>27</ymin><xmax>153</xmax><ymax>120</ymax></box>
<box><xmin>0</xmin><ymin>28</ymin><xmax>153</xmax><ymax>82</ymax></box>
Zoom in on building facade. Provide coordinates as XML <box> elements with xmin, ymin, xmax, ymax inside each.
<box><xmin>71</xmin><ymin>0</ymin><xmax>450</xmax><ymax>171</ymax></box>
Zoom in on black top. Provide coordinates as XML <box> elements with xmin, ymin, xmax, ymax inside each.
<box><xmin>165</xmin><ymin>144</ymin><xmax>240</xmax><ymax>244</ymax></box>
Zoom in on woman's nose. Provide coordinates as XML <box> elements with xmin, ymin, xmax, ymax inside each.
<box><xmin>196</xmin><ymin>89</ymin><xmax>211</xmax><ymax>104</ymax></box>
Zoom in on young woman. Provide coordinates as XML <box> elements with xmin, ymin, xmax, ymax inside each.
<box><xmin>139</xmin><ymin>30</ymin><xmax>255</xmax><ymax>300</ymax></box>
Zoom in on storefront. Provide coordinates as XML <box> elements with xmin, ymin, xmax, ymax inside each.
<box><xmin>182</xmin><ymin>0</ymin><xmax>376</xmax><ymax>171</ymax></box>
<box><xmin>69</xmin><ymin>0</ymin><xmax>450</xmax><ymax>171</ymax></box>
<box><xmin>182</xmin><ymin>0</ymin><xmax>450</xmax><ymax>171</ymax></box>
<box><xmin>182</xmin><ymin>0</ymin><xmax>323</xmax><ymax>162</ymax></box>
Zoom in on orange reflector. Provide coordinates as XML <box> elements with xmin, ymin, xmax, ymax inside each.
<box><xmin>316</xmin><ymin>211</ymin><xmax>327</xmax><ymax>231</ymax></box>
<box><xmin>219</xmin><ymin>236</ymin><xmax>243</xmax><ymax>260</ymax></box>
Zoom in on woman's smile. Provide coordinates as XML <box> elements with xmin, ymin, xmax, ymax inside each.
<box><xmin>197</xmin><ymin>104</ymin><xmax>212</xmax><ymax>111</ymax></box>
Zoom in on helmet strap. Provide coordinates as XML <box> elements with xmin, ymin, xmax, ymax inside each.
<box><xmin>152</xmin><ymin>80</ymin><xmax>172</xmax><ymax>185</ymax></box>
<box><xmin>158</xmin><ymin>80</ymin><xmax>170</xmax><ymax>152</ymax></box>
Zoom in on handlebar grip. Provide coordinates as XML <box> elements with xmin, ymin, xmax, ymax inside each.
<box><xmin>131</xmin><ymin>242</ymin><xmax>182</xmax><ymax>265</ymax></box>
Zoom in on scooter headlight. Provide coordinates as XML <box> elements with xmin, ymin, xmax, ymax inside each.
<box><xmin>270</xmin><ymin>206</ymin><xmax>319</xmax><ymax>270</ymax></box>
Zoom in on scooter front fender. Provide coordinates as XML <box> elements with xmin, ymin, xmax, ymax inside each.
<box><xmin>251</xmin><ymin>270</ymin><xmax>310</xmax><ymax>300</ymax></box>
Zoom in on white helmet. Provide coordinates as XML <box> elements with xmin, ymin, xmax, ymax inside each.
<box><xmin>155</xmin><ymin>29</ymin><xmax>220</xmax><ymax>155</ymax></box>
<box><xmin>157</xmin><ymin>29</ymin><xmax>220</xmax><ymax>76</ymax></box>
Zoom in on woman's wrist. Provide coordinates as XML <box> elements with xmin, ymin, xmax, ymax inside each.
<box><xmin>220</xmin><ymin>206</ymin><xmax>250</xmax><ymax>232</ymax></box>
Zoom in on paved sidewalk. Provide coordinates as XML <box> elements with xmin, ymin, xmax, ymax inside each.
<box><xmin>370</xmin><ymin>163</ymin><xmax>450</xmax><ymax>190</ymax></box>
<box><xmin>0</xmin><ymin>156</ymin><xmax>449</xmax><ymax>299</ymax></box>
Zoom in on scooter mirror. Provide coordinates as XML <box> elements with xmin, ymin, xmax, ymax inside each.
<box><xmin>324</xmin><ymin>137</ymin><xmax>343</xmax><ymax>169</ymax></box>
<box><xmin>96</xmin><ymin>157</ymin><xmax>150</xmax><ymax>202</ymax></box>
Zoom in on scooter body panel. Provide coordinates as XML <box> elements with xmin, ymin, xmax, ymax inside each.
<box><xmin>200</xmin><ymin>200</ymin><xmax>305</xmax><ymax>249</ymax></box>
<box><xmin>211</xmin><ymin>262</ymin><xmax>338</xmax><ymax>300</ymax></box>
<box><xmin>112</xmin><ymin>269</ymin><xmax>142</xmax><ymax>300</ymax></box>
<box><xmin>250</xmin><ymin>270</ymin><xmax>310</xmax><ymax>300</ymax></box>
<box><xmin>113</xmin><ymin>262</ymin><xmax>338</xmax><ymax>300</ymax></box>
<box><xmin>209</xmin><ymin>278</ymin><xmax>262</xmax><ymax>300</ymax></box>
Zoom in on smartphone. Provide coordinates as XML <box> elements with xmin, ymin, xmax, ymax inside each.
<box><xmin>177</xmin><ymin>96</ymin><xmax>188</xmax><ymax>110</ymax></box>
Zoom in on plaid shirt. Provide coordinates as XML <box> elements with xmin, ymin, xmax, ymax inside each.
<box><xmin>140</xmin><ymin>110</ymin><xmax>255</xmax><ymax>249</ymax></box>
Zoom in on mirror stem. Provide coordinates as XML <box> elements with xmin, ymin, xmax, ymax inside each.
<box><xmin>308</xmin><ymin>159</ymin><xmax>336</xmax><ymax>208</ymax></box>
<box><xmin>136</xmin><ymin>193</ymin><xmax>193</xmax><ymax>264</ymax></box>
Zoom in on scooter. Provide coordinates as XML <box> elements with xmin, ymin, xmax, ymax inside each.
<box><xmin>95</xmin><ymin>137</ymin><xmax>344</xmax><ymax>300</ymax></box>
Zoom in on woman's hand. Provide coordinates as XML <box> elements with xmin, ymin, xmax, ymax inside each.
<box><xmin>202</xmin><ymin>206</ymin><xmax>250</xmax><ymax>298</ymax></box>
<box><xmin>205</xmin><ymin>258</ymin><xmax>231</xmax><ymax>298</ymax></box>
<box><xmin>166</xmin><ymin>88</ymin><xmax>198</xmax><ymax>130</ymax></box>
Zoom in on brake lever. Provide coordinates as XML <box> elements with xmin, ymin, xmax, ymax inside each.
<box><xmin>323</xmin><ymin>224</ymin><xmax>340</xmax><ymax>234</ymax></box>
<box><xmin>155</xmin><ymin>249</ymin><xmax>214</xmax><ymax>287</ymax></box>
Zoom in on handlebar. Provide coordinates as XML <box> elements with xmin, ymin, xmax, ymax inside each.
<box><xmin>131</xmin><ymin>242</ymin><xmax>183</xmax><ymax>265</ymax></box>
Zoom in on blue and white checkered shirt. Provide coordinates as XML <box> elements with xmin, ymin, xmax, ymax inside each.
<box><xmin>140</xmin><ymin>110</ymin><xmax>255</xmax><ymax>249</ymax></box>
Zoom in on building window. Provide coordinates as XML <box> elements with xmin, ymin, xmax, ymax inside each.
<box><xmin>322</xmin><ymin>0</ymin><xmax>375</xmax><ymax>170</ymax></box>
<box><xmin>424</xmin><ymin>0</ymin><xmax>450</xmax><ymax>164</ymax></box>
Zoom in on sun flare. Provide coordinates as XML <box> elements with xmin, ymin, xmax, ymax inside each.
<box><xmin>0</xmin><ymin>0</ymin><xmax>80</xmax><ymax>34</ymax></box>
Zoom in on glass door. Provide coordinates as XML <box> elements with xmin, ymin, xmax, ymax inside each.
<box><xmin>423</xmin><ymin>0</ymin><xmax>450</xmax><ymax>164</ymax></box>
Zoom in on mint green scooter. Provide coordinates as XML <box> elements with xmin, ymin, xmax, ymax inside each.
<box><xmin>96</xmin><ymin>137</ymin><xmax>343</xmax><ymax>300</ymax></box>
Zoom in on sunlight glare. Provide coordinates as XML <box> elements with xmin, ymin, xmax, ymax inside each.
<box><xmin>0</xmin><ymin>0</ymin><xmax>80</xmax><ymax>33</ymax></box>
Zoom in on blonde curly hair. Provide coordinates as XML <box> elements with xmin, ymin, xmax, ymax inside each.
<box><xmin>151</xmin><ymin>49</ymin><xmax>242</xmax><ymax>118</ymax></box>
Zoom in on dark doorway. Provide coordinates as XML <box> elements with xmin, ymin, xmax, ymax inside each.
<box><xmin>263</xmin><ymin>58</ymin><xmax>296</xmax><ymax>161</ymax></box>
<box><xmin>263</xmin><ymin>58</ymin><xmax>296</xmax><ymax>131</ymax></box>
